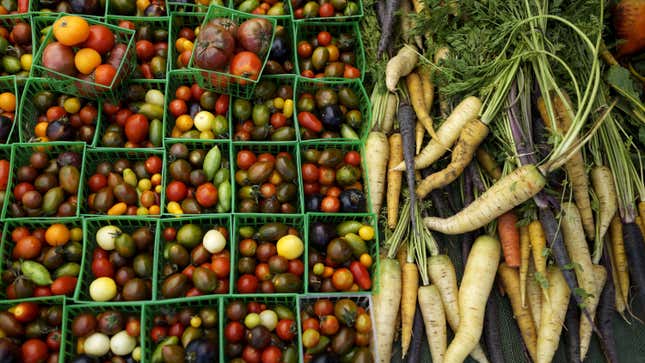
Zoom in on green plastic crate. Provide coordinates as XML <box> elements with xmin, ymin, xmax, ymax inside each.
<box><xmin>231</xmin><ymin>142</ymin><xmax>304</xmax><ymax>214</ymax></box>
<box><xmin>294</xmin><ymin>21</ymin><xmax>365</xmax><ymax>81</ymax></box>
<box><xmin>229</xmin><ymin>0</ymin><xmax>291</xmax><ymax>18</ymax></box>
<box><xmin>96</xmin><ymin>78</ymin><xmax>166</xmax><ymax>148</ymax></box>
<box><xmin>2</xmin><ymin>142</ymin><xmax>86</xmax><ymax>220</ymax></box>
<box><xmin>294</xmin><ymin>78</ymin><xmax>370</xmax><ymax>142</ymax></box>
<box><xmin>221</xmin><ymin>294</ymin><xmax>301</xmax><ymax>362</ymax></box>
<box><xmin>30</xmin><ymin>1</ymin><xmax>108</xmax><ymax>17</ymax></box>
<box><xmin>61</xmin><ymin>302</ymin><xmax>144</xmax><ymax>362</ymax></box>
<box><xmin>187</xmin><ymin>4</ymin><xmax>277</xmax><ymax>99</ymax></box>
<box><xmin>168</xmin><ymin>9</ymin><xmax>206</xmax><ymax>71</ymax></box>
<box><xmin>142</xmin><ymin>295</ymin><xmax>222</xmax><ymax>363</ymax></box>
<box><xmin>164</xmin><ymin>70</ymin><xmax>231</xmax><ymax>141</ymax></box>
<box><xmin>163</xmin><ymin>139</ymin><xmax>233</xmax><ymax>215</ymax></box>
<box><xmin>298</xmin><ymin>294</ymin><xmax>377</xmax><ymax>362</ymax></box>
<box><xmin>305</xmin><ymin>213</ymin><xmax>379</xmax><ymax>294</ymax></box>
<box><xmin>18</xmin><ymin>77</ymin><xmax>102</xmax><ymax>146</ymax></box>
<box><xmin>0</xmin><ymin>218</ymin><xmax>83</xmax><ymax>299</ymax></box>
<box><xmin>81</xmin><ymin>148</ymin><xmax>166</xmax><ymax>215</ymax></box>
<box><xmin>0</xmin><ymin>75</ymin><xmax>18</xmax><ymax>144</ymax></box>
<box><xmin>74</xmin><ymin>216</ymin><xmax>159</xmax><ymax>303</ymax></box>
<box><xmin>106</xmin><ymin>1</ymin><xmax>169</xmax><ymax>16</ymax></box>
<box><xmin>232</xmin><ymin>214</ymin><xmax>306</xmax><ymax>293</ymax></box>
<box><xmin>289</xmin><ymin>0</ymin><xmax>363</xmax><ymax>22</ymax></box>
<box><xmin>299</xmin><ymin>141</ymin><xmax>371</xmax><ymax>213</ymax></box>
<box><xmin>155</xmin><ymin>215</ymin><xmax>233</xmax><ymax>301</ymax></box>
<box><xmin>0</xmin><ymin>14</ymin><xmax>35</xmax><ymax>82</ymax></box>
<box><xmin>31</xmin><ymin>13</ymin><xmax>136</xmax><ymax>102</ymax></box>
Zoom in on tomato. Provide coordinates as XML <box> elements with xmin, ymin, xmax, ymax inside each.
<box><xmin>332</xmin><ymin>268</ymin><xmax>354</xmax><ymax>290</ymax></box>
<box><xmin>344</xmin><ymin>65</ymin><xmax>361</xmax><ymax>78</ymax></box>
<box><xmin>355</xmin><ymin>312</ymin><xmax>372</xmax><ymax>334</ymax></box>
<box><xmin>46</xmin><ymin>330</ymin><xmax>61</xmax><ymax>350</ymax></box>
<box><xmin>0</xmin><ymin>159</ymin><xmax>10</xmax><ymax>190</ymax></box>
<box><xmin>301</xmin><ymin>163</ymin><xmax>320</xmax><ymax>183</ymax></box>
<box><xmin>166</xmin><ymin>181</ymin><xmax>188</xmax><ymax>202</ymax></box>
<box><xmin>297</xmin><ymin>111</ymin><xmax>323</xmax><ymax>132</ymax></box>
<box><xmin>118</xmin><ymin>20</ymin><xmax>135</xmax><ymax>30</ymax></box>
<box><xmin>145</xmin><ymin>156</ymin><xmax>163</xmax><ymax>175</ymax></box>
<box><xmin>270</xmin><ymin>112</ymin><xmax>288</xmax><ymax>129</ymax></box>
<box><xmin>288</xmin><ymin>259</ymin><xmax>304</xmax><ymax>276</ymax></box>
<box><xmin>169</xmin><ymin>99</ymin><xmax>187</xmax><ymax>117</ymax></box>
<box><xmin>242</xmin><ymin>346</ymin><xmax>261</xmax><ymax>363</ymax></box>
<box><xmin>301</xmin><ymin>329</ymin><xmax>320</xmax><ymax>349</ymax></box>
<box><xmin>344</xmin><ymin>151</ymin><xmax>361</xmax><ymax>166</ymax></box>
<box><xmin>86</xmin><ymin>173</ymin><xmax>105</xmax><ymax>193</ymax></box>
<box><xmin>314</xmin><ymin>299</ymin><xmax>334</xmax><ymax>317</ymax></box>
<box><xmin>320</xmin><ymin>315</ymin><xmax>340</xmax><ymax>336</ymax></box>
<box><xmin>301</xmin><ymin>317</ymin><xmax>319</xmax><ymax>331</ymax></box>
<box><xmin>318</xmin><ymin>167</ymin><xmax>335</xmax><ymax>186</ymax></box>
<box><xmin>150</xmin><ymin>326</ymin><xmax>167</xmax><ymax>343</ymax></box>
<box><xmin>13</xmin><ymin>302</ymin><xmax>39</xmax><ymax>323</ymax></box>
<box><xmin>237</xmin><ymin>274</ymin><xmax>258</xmax><ymax>293</ymax></box>
<box><xmin>225</xmin><ymin>321</ymin><xmax>245</xmax><ymax>343</ymax></box>
<box><xmin>259</xmin><ymin>183</ymin><xmax>276</xmax><ymax>198</ymax></box>
<box><xmin>275</xmin><ymin>319</ymin><xmax>296</xmax><ymax>341</ymax></box>
<box><xmin>261</xmin><ymin>346</ymin><xmax>282</xmax><ymax>363</ymax></box>
<box><xmin>51</xmin><ymin>276</ymin><xmax>78</xmax><ymax>295</ymax></box>
<box><xmin>317</xmin><ymin>31</ymin><xmax>332</xmax><ymax>46</ymax></box>
<box><xmin>319</xmin><ymin>3</ymin><xmax>335</xmax><ymax>17</ymax></box>
<box><xmin>240</xmin><ymin>120</ymin><xmax>254</xmax><ymax>133</ymax></box>
<box><xmin>236</xmin><ymin>150</ymin><xmax>257</xmax><ymax>170</ymax></box>
<box><xmin>84</xmin><ymin>25</ymin><xmax>114</xmax><ymax>55</ymax></box>
<box><xmin>211</xmin><ymin>256</ymin><xmax>230</xmax><ymax>279</ymax></box>
<box><xmin>297</xmin><ymin>41</ymin><xmax>313</xmax><ymax>58</ymax></box>
<box><xmin>326</xmin><ymin>186</ymin><xmax>342</xmax><ymax>198</ymax></box>
<box><xmin>163</xmin><ymin>227</ymin><xmax>176</xmax><ymax>242</ymax></box>
<box><xmin>175</xmin><ymin>86</ymin><xmax>191</xmax><ymax>101</ymax></box>
<box><xmin>95</xmin><ymin>64</ymin><xmax>117</xmax><ymax>86</ymax></box>
<box><xmin>79</xmin><ymin>104</ymin><xmax>98</xmax><ymax>125</ymax></box>
<box><xmin>93</xmin><ymin>248</ymin><xmax>109</xmax><ymax>260</ymax></box>
<box><xmin>190</xmin><ymin>84</ymin><xmax>204</xmax><ymax>101</ymax></box>
<box><xmin>115</xmin><ymin>108</ymin><xmax>133</xmax><ymax>127</ymax></box>
<box><xmin>195</xmin><ymin>182</ymin><xmax>218</xmax><ymax>207</ymax></box>
<box><xmin>126</xmin><ymin>318</ymin><xmax>141</xmax><ymax>337</ymax></box>
<box><xmin>349</xmin><ymin>261</ymin><xmax>372</xmax><ymax>290</ymax></box>
<box><xmin>230</xmin><ymin>51</ymin><xmax>262</xmax><ymax>84</ymax></box>
<box><xmin>33</xmin><ymin>286</ymin><xmax>52</xmax><ymax>297</ymax></box>
<box><xmin>168</xmin><ymin>322</ymin><xmax>184</xmax><ymax>337</ymax></box>
<box><xmin>216</xmin><ymin>94</ymin><xmax>229</xmax><ymax>115</ymax></box>
<box><xmin>21</xmin><ymin>339</ymin><xmax>48</xmax><ymax>363</ymax></box>
<box><xmin>303</xmin><ymin>182</ymin><xmax>320</xmax><ymax>195</ymax></box>
<box><xmin>13</xmin><ymin>236</ymin><xmax>41</xmax><ymax>260</ymax></box>
<box><xmin>125</xmin><ymin>114</ymin><xmax>149</xmax><ymax>144</ymax></box>
<box><xmin>46</xmin><ymin>106</ymin><xmax>66</xmax><ymax>122</ymax></box>
<box><xmin>136</xmin><ymin>40</ymin><xmax>155</xmax><ymax>62</ymax></box>
<box><xmin>11</xmin><ymin>226</ymin><xmax>30</xmax><ymax>243</ymax></box>
<box><xmin>13</xmin><ymin>182</ymin><xmax>34</xmax><ymax>201</ymax></box>
<box><xmin>301</xmin><ymin>69</ymin><xmax>315</xmax><ymax>78</ymax></box>
<box><xmin>92</xmin><ymin>258</ymin><xmax>114</xmax><ymax>278</ymax></box>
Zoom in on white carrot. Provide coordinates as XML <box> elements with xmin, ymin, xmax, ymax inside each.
<box><xmin>385</xmin><ymin>46</ymin><xmax>418</xmax><ymax>92</ymax></box>
<box><xmin>580</xmin><ymin>265</ymin><xmax>607</xmax><ymax>360</ymax></box>
<box><xmin>537</xmin><ymin>267</ymin><xmax>571</xmax><ymax>363</ymax></box>
<box><xmin>373</xmin><ymin>258</ymin><xmax>402</xmax><ymax>363</ymax></box>
<box><xmin>418</xmin><ymin>285</ymin><xmax>447</xmax><ymax>363</ymax></box>
<box><xmin>365</xmin><ymin>130</ymin><xmax>389</xmax><ymax>215</ymax></box>
<box><xmin>527</xmin><ymin>259</ymin><xmax>543</xmax><ymax>329</ymax></box>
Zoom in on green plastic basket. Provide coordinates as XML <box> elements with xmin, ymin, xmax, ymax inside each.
<box><xmin>142</xmin><ymin>295</ymin><xmax>222</xmax><ymax>363</ymax></box>
<box><xmin>294</xmin><ymin>78</ymin><xmax>370</xmax><ymax>142</ymax></box>
<box><xmin>163</xmin><ymin>139</ymin><xmax>233</xmax><ymax>215</ymax></box>
<box><xmin>105</xmin><ymin>15</ymin><xmax>171</xmax><ymax>80</ymax></box>
<box><xmin>0</xmin><ymin>14</ymin><xmax>35</xmax><ymax>82</ymax></box>
<box><xmin>167</xmin><ymin>2</ymin><xmax>213</xmax><ymax>14</ymax></box>
<box><xmin>221</xmin><ymin>294</ymin><xmax>301</xmax><ymax>361</ymax></box>
<box><xmin>0</xmin><ymin>75</ymin><xmax>18</xmax><ymax>144</ymax></box>
<box><xmin>232</xmin><ymin>214</ymin><xmax>306</xmax><ymax>293</ymax></box>
<box><xmin>0</xmin><ymin>144</ymin><xmax>13</xmax><ymax>212</ymax></box>
<box><xmin>2</xmin><ymin>142</ymin><xmax>86</xmax><ymax>220</ymax></box>
<box><xmin>61</xmin><ymin>302</ymin><xmax>144</xmax><ymax>362</ymax></box>
<box><xmin>30</xmin><ymin>1</ymin><xmax>108</xmax><ymax>17</ymax></box>
<box><xmin>305</xmin><ymin>213</ymin><xmax>379</xmax><ymax>294</ymax></box>
<box><xmin>164</xmin><ymin>70</ymin><xmax>231</xmax><ymax>141</ymax></box>
<box><xmin>229</xmin><ymin>0</ymin><xmax>291</xmax><ymax>18</ymax></box>
<box><xmin>81</xmin><ymin>147</ymin><xmax>166</xmax><ymax>216</ymax></box>
<box><xmin>231</xmin><ymin>142</ymin><xmax>304</xmax><ymax>214</ymax></box>
<box><xmin>298</xmin><ymin>294</ymin><xmax>377</xmax><ymax>361</ymax></box>
<box><xmin>230</xmin><ymin>74</ymin><xmax>299</xmax><ymax>142</ymax></box>
<box><xmin>96</xmin><ymin>78</ymin><xmax>166</xmax><ymax>148</ymax></box>
<box><xmin>294</xmin><ymin>21</ymin><xmax>365</xmax><ymax>81</ymax></box>
<box><xmin>155</xmin><ymin>215</ymin><xmax>233</xmax><ymax>301</ymax></box>
<box><xmin>74</xmin><ymin>216</ymin><xmax>159</xmax><ymax>303</ymax></box>
<box><xmin>0</xmin><ymin>218</ymin><xmax>83</xmax><ymax>299</ymax></box>
<box><xmin>31</xmin><ymin>13</ymin><xmax>136</xmax><ymax>102</ymax></box>
<box><xmin>18</xmin><ymin>77</ymin><xmax>102</xmax><ymax>146</ymax></box>
<box><xmin>187</xmin><ymin>4</ymin><xmax>277</xmax><ymax>99</ymax></box>
<box><xmin>289</xmin><ymin>0</ymin><xmax>363</xmax><ymax>22</ymax></box>
<box><xmin>106</xmin><ymin>1</ymin><xmax>169</xmax><ymax>16</ymax></box>
<box><xmin>299</xmin><ymin>141</ymin><xmax>371</xmax><ymax>213</ymax></box>
<box><xmin>168</xmin><ymin>9</ymin><xmax>207</xmax><ymax>71</ymax></box>
<box><xmin>265</xmin><ymin>18</ymin><xmax>297</xmax><ymax>75</ymax></box>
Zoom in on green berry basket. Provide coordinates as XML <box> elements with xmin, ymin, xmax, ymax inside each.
<box><xmin>289</xmin><ymin>0</ymin><xmax>363</xmax><ymax>22</ymax></box>
<box><xmin>0</xmin><ymin>75</ymin><xmax>18</xmax><ymax>144</ymax></box>
<box><xmin>169</xmin><ymin>8</ymin><xmax>207</xmax><ymax>71</ymax></box>
<box><xmin>80</xmin><ymin>147</ymin><xmax>166</xmax><ymax>216</ymax></box>
<box><xmin>299</xmin><ymin>141</ymin><xmax>371</xmax><ymax>214</ymax></box>
<box><xmin>1</xmin><ymin>142</ymin><xmax>86</xmax><ymax>220</ymax></box>
<box><xmin>229</xmin><ymin>0</ymin><xmax>291</xmax><ymax>19</ymax></box>
<box><xmin>231</xmin><ymin>141</ymin><xmax>304</xmax><ymax>214</ymax></box>
<box><xmin>232</xmin><ymin>214</ymin><xmax>306</xmax><ymax>293</ymax></box>
<box><xmin>31</xmin><ymin>13</ymin><xmax>137</xmax><ymax>103</ymax></box>
<box><xmin>304</xmin><ymin>213</ymin><xmax>379</xmax><ymax>294</ymax></box>
<box><xmin>61</xmin><ymin>302</ymin><xmax>145</xmax><ymax>362</ymax></box>
<box><xmin>155</xmin><ymin>215</ymin><xmax>233</xmax><ymax>301</ymax></box>
<box><xmin>29</xmin><ymin>1</ymin><xmax>108</xmax><ymax>18</ymax></box>
<box><xmin>165</xmin><ymin>70</ymin><xmax>231</xmax><ymax>141</ymax></box>
<box><xmin>187</xmin><ymin>4</ymin><xmax>278</xmax><ymax>99</ymax></box>
<box><xmin>31</xmin><ymin>14</ymin><xmax>58</xmax><ymax>51</ymax></box>
<box><xmin>142</xmin><ymin>295</ymin><xmax>222</xmax><ymax>363</ymax></box>
<box><xmin>18</xmin><ymin>77</ymin><xmax>103</xmax><ymax>146</ymax></box>
<box><xmin>221</xmin><ymin>294</ymin><xmax>301</xmax><ymax>362</ymax></box>
<box><xmin>294</xmin><ymin>21</ymin><xmax>365</xmax><ymax>81</ymax></box>
<box><xmin>0</xmin><ymin>14</ymin><xmax>36</xmax><ymax>82</ymax></box>
<box><xmin>298</xmin><ymin>294</ymin><xmax>377</xmax><ymax>362</ymax></box>
<box><xmin>0</xmin><ymin>218</ymin><xmax>83</xmax><ymax>299</ymax></box>
<box><xmin>74</xmin><ymin>216</ymin><xmax>159</xmax><ymax>303</ymax></box>
<box><xmin>163</xmin><ymin>139</ymin><xmax>233</xmax><ymax>215</ymax></box>
<box><xmin>96</xmin><ymin>78</ymin><xmax>166</xmax><ymax>148</ymax></box>
<box><xmin>167</xmin><ymin>2</ymin><xmax>213</xmax><ymax>14</ymax></box>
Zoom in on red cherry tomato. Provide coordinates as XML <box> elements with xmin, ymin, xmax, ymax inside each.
<box><xmin>276</xmin><ymin>319</ymin><xmax>296</xmax><ymax>341</ymax></box>
<box><xmin>321</xmin><ymin>196</ymin><xmax>341</xmax><ymax>213</ymax></box>
<box><xmin>88</xmin><ymin>173</ymin><xmax>107</xmax><ymax>193</ymax></box>
<box><xmin>319</xmin><ymin>3</ymin><xmax>335</xmax><ymax>17</ymax></box>
<box><xmin>236</xmin><ymin>150</ymin><xmax>257</xmax><ymax>170</ymax></box>
<box><xmin>166</xmin><ymin>181</ymin><xmax>188</xmax><ymax>202</ymax></box>
<box><xmin>224</xmin><ymin>321</ymin><xmax>245</xmax><ymax>343</ymax></box>
<box><xmin>51</xmin><ymin>276</ymin><xmax>78</xmax><ymax>296</ymax></box>
<box><xmin>12</xmin><ymin>302</ymin><xmax>39</xmax><ymax>323</ymax></box>
<box><xmin>344</xmin><ymin>151</ymin><xmax>361</xmax><ymax>166</ymax></box>
<box><xmin>46</xmin><ymin>330</ymin><xmax>62</xmax><ymax>350</ymax></box>
<box><xmin>236</xmin><ymin>274</ymin><xmax>258</xmax><ymax>293</ymax></box>
<box><xmin>261</xmin><ymin>346</ymin><xmax>282</xmax><ymax>363</ymax></box>
<box><xmin>21</xmin><ymin>339</ymin><xmax>48</xmax><ymax>363</ymax></box>
<box><xmin>91</xmin><ymin>258</ymin><xmax>114</xmax><ymax>278</ymax></box>
<box><xmin>317</xmin><ymin>31</ymin><xmax>332</xmax><ymax>46</ymax></box>
<box><xmin>216</xmin><ymin>94</ymin><xmax>229</xmax><ymax>115</ymax></box>
<box><xmin>150</xmin><ymin>326</ymin><xmax>168</xmax><ymax>343</ymax></box>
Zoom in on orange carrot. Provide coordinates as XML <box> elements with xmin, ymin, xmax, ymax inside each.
<box><xmin>498</xmin><ymin>211</ymin><xmax>521</xmax><ymax>267</ymax></box>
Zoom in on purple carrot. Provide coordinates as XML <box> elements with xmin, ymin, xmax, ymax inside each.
<box><xmin>377</xmin><ymin>0</ymin><xmax>400</xmax><ymax>58</ymax></box>
<box><xmin>484</xmin><ymin>289</ymin><xmax>505</xmax><ymax>363</ymax></box>
<box><xmin>406</xmin><ymin>303</ymin><xmax>427</xmax><ymax>363</ymax></box>
<box><xmin>621</xmin><ymin>222</ymin><xmax>645</xmax><ymax>319</ymax></box>
<box><xmin>375</xmin><ymin>0</ymin><xmax>386</xmax><ymax>28</ymax></box>
<box><xmin>598</xmin><ymin>244</ymin><xmax>619</xmax><ymax>363</ymax></box>
<box><xmin>564</xmin><ymin>295</ymin><xmax>582</xmax><ymax>363</ymax></box>
<box><xmin>399</xmin><ymin>103</ymin><xmax>417</xmax><ymax>232</ymax></box>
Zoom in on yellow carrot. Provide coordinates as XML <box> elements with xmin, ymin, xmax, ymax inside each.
<box><xmin>387</xmin><ymin>134</ymin><xmax>403</xmax><ymax>229</ymax></box>
<box><xmin>610</xmin><ymin>216</ymin><xmax>630</xmax><ymax>308</ymax></box>
<box><xmin>528</xmin><ymin>220</ymin><xmax>548</xmax><ymax>300</ymax></box>
<box><xmin>406</xmin><ymin>73</ymin><xmax>439</xmax><ymax>141</ymax></box>
<box><xmin>401</xmin><ymin>262</ymin><xmax>419</xmax><ymax>357</ymax></box>
<box><xmin>526</xmin><ymin>260</ymin><xmax>542</xmax><ymax>329</ymax></box>
<box><xmin>415</xmin><ymin>121</ymin><xmax>425</xmax><ymax>155</ymax></box>
<box><xmin>519</xmin><ymin>225</ymin><xmax>531</xmax><ymax>307</ymax></box>
<box><xmin>580</xmin><ymin>265</ymin><xmax>607</xmax><ymax>360</ymax></box>
<box><xmin>537</xmin><ymin>267</ymin><xmax>570</xmax><ymax>363</ymax></box>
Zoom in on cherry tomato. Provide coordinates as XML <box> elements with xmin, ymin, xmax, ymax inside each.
<box><xmin>230</xmin><ymin>52</ymin><xmax>262</xmax><ymax>84</ymax></box>
<box><xmin>318</xmin><ymin>167</ymin><xmax>335</xmax><ymax>186</ymax></box>
<box><xmin>168</xmin><ymin>322</ymin><xmax>184</xmax><ymax>337</ymax></box>
<box><xmin>236</xmin><ymin>150</ymin><xmax>257</xmax><ymax>170</ymax></box>
<box><xmin>169</xmin><ymin>99</ymin><xmax>188</xmax><ymax>117</ymax></box>
<box><xmin>211</xmin><ymin>256</ymin><xmax>230</xmax><ymax>279</ymax></box>
<box><xmin>303</xmin><ymin>182</ymin><xmax>321</xmax><ymax>195</ymax></box>
<box><xmin>46</xmin><ymin>106</ymin><xmax>66</xmax><ymax>122</ymax></box>
<box><xmin>242</xmin><ymin>346</ymin><xmax>261</xmax><ymax>363</ymax></box>
<box><xmin>190</xmin><ymin>84</ymin><xmax>204</xmax><ymax>100</ymax></box>
<box><xmin>301</xmin><ymin>163</ymin><xmax>320</xmax><ymax>183</ymax></box>
<box><xmin>319</xmin><ymin>3</ymin><xmax>335</xmax><ymax>17</ymax></box>
<box><xmin>46</xmin><ymin>330</ymin><xmax>62</xmax><ymax>350</ymax></box>
<box><xmin>13</xmin><ymin>302</ymin><xmax>39</xmax><ymax>323</ymax></box>
<box><xmin>13</xmin><ymin>236</ymin><xmax>41</xmax><ymax>260</ymax></box>
<box><xmin>288</xmin><ymin>259</ymin><xmax>304</xmax><ymax>276</ymax></box>
<box><xmin>175</xmin><ymin>86</ymin><xmax>191</xmax><ymax>101</ymax></box>
<box><xmin>166</xmin><ymin>181</ymin><xmax>188</xmax><ymax>202</ymax></box>
<box><xmin>301</xmin><ymin>317</ymin><xmax>319</xmax><ymax>331</ymax></box>
<box><xmin>332</xmin><ymin>268</ymin><xmax>354</xmax><ymax>290</ymax></box>
<box><xmin>344</xmin><ymin>65</ymin><xmax>361</xmax><ymax>78</ymax></box>
<box><xmin>163</xmin><ymin>227</ymin><xmax>176</xmax><ymax>242</ymax></box>
<box><xmin>225</xmin><ymin>321</ymin><xmax>245</xmax><ymax>343</ymax></box>
<box><xmin>276</xmin><ymin>319</ymin><xmax>296</xmax><ymax>341</ymax></box>
<box><xmin>21</xmin><ymin>339</ymin><xmax>48</xmax><ymax>363</ymax></box>
<box><xmin>297</xmin><ymin>111</ymin><xmax>323</xmax><ymax>132</ymax></box>
<box><xmin>355</xmin><ymin>312</ymin><xmax>372</xmax><ymax>334</ymax></box>
<box><xmin>260</xmin><ymin>183</ymin><xmax>276</xmax><ymax>198</ymax></box>
<box><xmin>215</xmin><ymin>94</ymin><xmax>229</xmax><ymax>115</ymax></box>
<box><xmin>126</xmin><ymin>318</ymin><xmax>141</xmax><ymax>337</ymax></box>
<box><xmin>91</xmin><ymin>258</ymin><xmax>114</xmax><ymax>278</ymax></box>
<box><xmin>51</xmin><ymin>276</ymin><xmax>78</xmax><ymax>295</ymax></box>
<box><xmin>349</xmin><ymin>261</ymin><xmax>372</xmax><ymax>290</ymax></box>
<box><xmin>136</xmin><ymin>40</ymin><xmax>155</xmax><ymax>62</ymax></box>
<box><xmin>301</xmin><ymin>329</ymin><xmax>320</xmax><ymax>349</ymax></box>
<box><xmin>314</xmin><ymin>299</ymin><xmax>334</xmax><ymax>317</ymax></box>
<box><xmin>270</xmin><ymin>112</ymin><xmax>288</xmax><ymax>129</ymax></box>
<box><xmin>79</xmin><ymin>105</ymin><xmax>98</xmax><ymax>125</ymax></box>
<box><xmin>115</xmin><ymin>108</ymin><xmax>133</xmax><ymax>127</ymax></box>
<box><xmin>236</xmin><ymin>274</ymin><xmax>258</xmax><ymax>293</ymax></box>
<box><xmin>145</xmin><ymin>156</ymin><xmax>163</xmax><ymax>175</ymax></box>
<box><xmin>344</xmin><ymin>151</ymin><xmax>361</xmax><ymax>166</ymax></box>
<box><xmin>261</xmin><ymin>346</ymin><xmax>282</xmax><ymax>363</ymax></box>
<box><xmin>150</xmin><ymin>326</ymin><xmax>168</xmax><ymax>343</ymax></box>
<box><xmin>317</xmin><ymin>31</ymin><xmax>332</xmax><ymax>46</ymax></box>
<box><xmin>320</xmin><ymin>315</ymin><xmax>340</xmax><ymax>336</ymax></box>
<box><xmin>88</xmin><ymin>174</ymin><xmax>107</xmax><ymax>193</ymax></box>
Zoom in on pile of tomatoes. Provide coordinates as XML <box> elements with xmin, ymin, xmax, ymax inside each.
<box><xmin>116</xmin><ymin>20</ymin><xmax>168</xmax><ymax>80</ymax></box>
<box><xmin>224</xmin><ymin>299</ymin><xmax>299</xmax><ymax>363</ymax></box>
<box><xmin>85</xmin><ymin>154</ymin><xmax>163</xmax><ymax>215</ymax></box>
<box><xmin>158</xmin><ymin>221</ymin><xmax>231</xmax><ymax>299</ymax></box>
<box><xmin>83</xmin><ymin>223</ymin><xmax>156</xmax><ymax>302</ymax></box>
<box><xmin>109</xmin><ymin>0</ymin><xmax>166</xmax><ymax>16</ymax></box>
<box><xmin>297</xmin><ymin>29</ymin><xmax>361</xmax><ymax>79</ymax></box>
<box><xmin>234</xmin><ymin>0</ymin><xmax>288</xmax><ymax>15</ymax></box>
<box><xmin>0</xmin><ymin>155</ymin><xmax>9</xmax><ymax>209</ymax></box>
<box><xmin>0</xmin><ymin>90</ymin><xmax>15</xmax><ymax>143</ymax></box>
<box><xmin>149</xmin><ymin>303</ymin><xmax>219</xmax><ymax>363</ymax></box>
<box><xmin>235</xmin><ymin>149</ymin><xmax>299</xmax><ymax>213</ymax></box>
<box><xmin>235</xmin><ymin>221</ymin><xmax>305</xmax><ymax>293</ymax></box>
<box><xmin>167</xmin><ymin>79</ymin><xmax>229</xmax><ymax>139</ymax></box>
<box><xmin>28</xmin><ymin>89</ymin><xmax>98</xmax><ymax>143</ymax></box>
<box><xmin>292</xmin><ymin>0</ymin><xmax>361</xmax><ymax>19</ymax></box>
<box><xmin>296</xmin><ymin>83</ymin><xmax>364</xmax><ymax>139</ymax></box>
<box><xmin>3</xmin><ymin>223</ymin><xmax>82</xmax><ymax>299</ymax></box>
<box><xmin>232</xmin><ymin>79</ymin><xmax>296</xmax><ymax>142</ymax></box>
<box><xmin>7</xmin><ymin>149</ymin><xmax>82</xmax><ymax>218</ymax></box>
<box><xmin>0</xmin><ymin>300</ymin><xmax>63</xmax><ymax>363</ymax></box>
<box><xmin>302</xmin><ymin>147</ymin><xmax>367</xmax><ymax>213</ymax></box>
<box><xmin>33</xmin><ymin>0</ymin><xmax>104</xmax><ymax>15</ymax></box>
<box><xmin>171</xmin><ymin>22</ymin><xmax>199</xmax><ymax>69</ymax></box>
<box><xmin>0</xmin><ymin>19</ymin><xmax>32</xmax><ymax>77</ymax></box>
<box><xmin>300</xmin><ymin>298</ymin><xmax>374</xmax><ymax>362</ymax></box>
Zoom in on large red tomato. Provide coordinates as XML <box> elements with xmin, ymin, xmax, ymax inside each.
<box><xmin>194</xmin><ymin>23</ymin><xmax>235</xmax><ymax>70</ymax></box>
<box><xmin>230</xmin><ymin>52</ymin><xmax>262</xmax><ymax>85</ymax></box>
<box><xmin>237</xmin><ymin>18</ymin><xmax>273</xmax><ymax>56</ymax></box>
<box><xmin>83</xmin><ymin>25</ymin><xmax>115</xmax><ymax>55</ymax></box>
<box><xmin>124</xmin><ymin>114</ymin><xmax>149</xmax><ymax>144</ymax></box>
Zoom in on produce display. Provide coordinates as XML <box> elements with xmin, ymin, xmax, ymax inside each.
<box><xmin>0</xmin><ymin>17</ymin><xmax>32</xmax><ymax>77</ymax></box>
<box><xmin>0</xmin><ymin>85</ymin><xmax>16</xmax><ymax>143</ymax></box>
<box><xmin>114</xmin><ymin>19</ymin><xmax>169</xmax><ymax>80</ymax></box>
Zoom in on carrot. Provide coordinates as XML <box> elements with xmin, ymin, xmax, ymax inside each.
<box><xmin>418</xmin><ymin>65</ymin><xmax>435</xmax><ymax>114</ymax></box>
<box><xmin>621</xmin><ymin>221</ymin><xmax>645</xmax><ymax>316</ymax></box>
<box><xmin>382</xmin><ymin>92</ymin><xmax>398</xmax><ymax>133</ymax></box>
<box><xmin>483</xmin><ymin>294</ymin><xmax>504</xmax><ymax>363</ymax></box>
<box><xmin>519</xmin><ymin>225</ymin><xmax>531</xmax><ymax>307</ymax></box>
<box><xmin>609</xmin><ymin>216</ymin><xmax>630</xmax><ymax>307</ymax></box>
<box><xmin>564</xmin><ymin>295</ymin><xmax>581</xmax><ymax>363</ymax></box>
<box><xmin>528</xmin><ymin>220</ymin><xmax>548</xmax><ymax>299</ymax></box>
<box><xmin>418</xmin><ymin>285</ymin><xmax>446</xmax><ymax>363</ymax></box>
<box><xmin>415</xmin><ymin>119</ymin><xmax>489</xmax><ymax>198</ymax></box>
<box><xmin>580</xmin><ymin>265</ymin><xmax>607</xmax><ymax>360</ymax></box>
<box><xmin>401</xmin><ymin>262</ymin><xmax>419</xmax><ymax>357</ymax></box>
<box><xmin>373</xmin><ymin>258</ymin><xmax>402</xmax><ymax>363</ymax></box>
<box><xmin>476</xmin><ymin>148</ymin><xmax>502</xmax><ymax>181</ymax></box>
<box><xmin>415</xmin><ymin>121</ymin><xmax>424</xmax><ymax>155</ymax></box>
<box><xmin>591</xmin><ymin>165</ymin><xmax>618</xmax><ymax>262</ymax></box>
<box><xmin>434</xmin><ymin>47</ymin><xmax>451</xmax><ymax>118</ymax></box>
<box><xmin>377</xmin><ymin>0</ymin><xmax>401</xmax><ymax>58</ymax></box>
<box><xmin>424</xmin><ymin>164</ymin><xmax>547</xmax><ymax>234</ymax></box>
<box><xmin>406</xmin><ymin>72</ymin><xmax>439</xmax><ymax>141</ymax></box>
<box><xmin>606</xmin><ymin>238</ymin><xmax>627</xmax><ymax>316</ymax></box>
<box><xmin>561</xmin><ymin>202</ymin><xmax>596</xmax><ymax>307</ymax></box>
<box><xmin>385</xmin><ymin>46</ymin><xmax>418</xmax><ymax>92</ymax></box>
<box><xmin>497</xmin><ymin>211</ymin><xmax>521</xmax><ymax>268</ymax></box>
<box><xmin>536</xmin><ymin>267</ymin><xmax>571</xmax><ymax>363</ymax></box>
<box><xmin>443</xmin><ymin>235</ymin><xmax>500</xmax><ymax>363</ymax></box>
<box><xmin>365</xmin><ymin>131</ymin><xmax>389</xmax><ymax>215</ymax></box>
<box><xmin>526</xmin><ymin>260</ymin><xmax>542</xmax><ymax>329</ymax></box>
<box><xmin>640</xmin><ymin>200</ymin><xmax>645</xmax><ymax>231</ymax></box>
<box><xmin>498</xmin><ymin>263</ymin><xmax>538</xmax><ymax>362</ymax></box>
<box><xmin>636</xmin><ymin>216</ymin><xmax>645</xmax><ymax>239</ymax></box>
<box><xmin>399</xmin><ymin>103</ymin><xmax>418</xmax><ymax>234</ymax></box>
<box><xmin>392</xmin><ymin>96</ymin><xmax>482</xmax><ymax>171</ymax></box>
<box><xmin>406</xmin><ymin>303</ymin><xmax>425</xmax><ymax>363</ymax></box>
<box><xmin>599</xmin><ymin>248</ymin><xmax>620</xmax><ymax>363</ymax></box>
<box><xmin>387</xmin><ymin>133</ymin><xmax>403</xmax><ymax>229</ymax></box>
